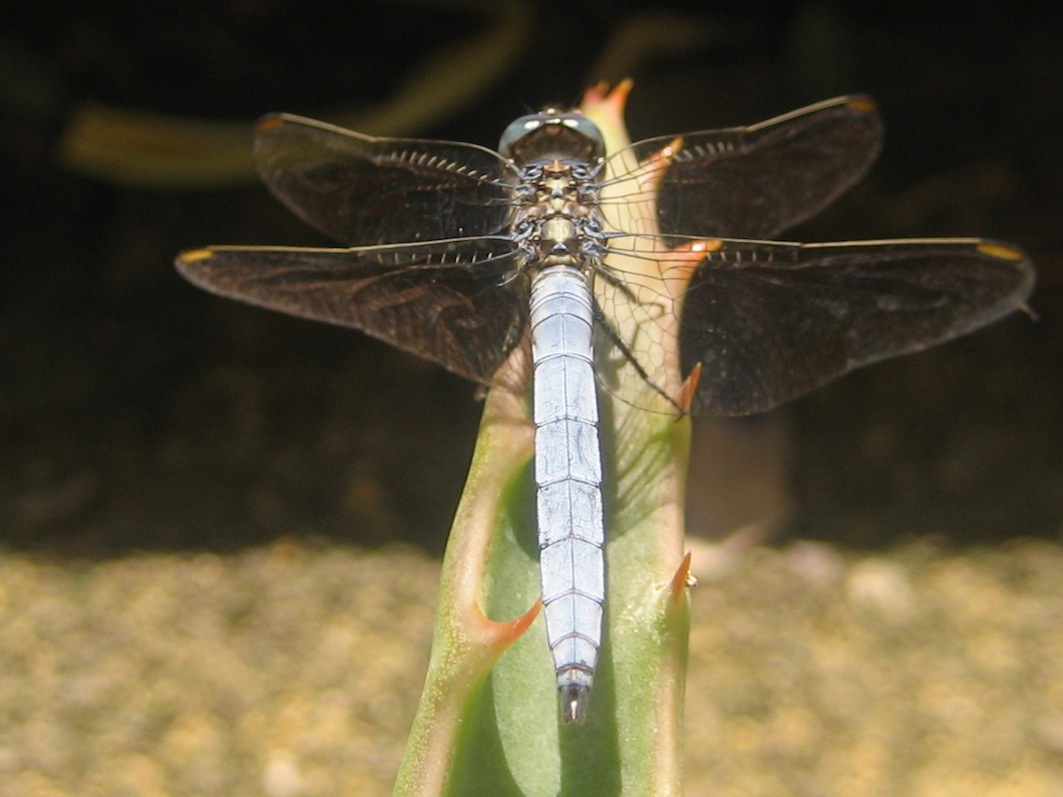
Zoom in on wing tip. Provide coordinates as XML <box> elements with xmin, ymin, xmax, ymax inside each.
<box><xmin>845</xmin><ymin>96</ymin><xmax>878</xmax><ymax>115</ymax></box>
<box><xmin>976</xmin><ymin>240</ymin><xmax>1036</xmax><ymax>301</ymax></box>
<box><xmin>176</xmin><ymin>248</ymin><xmax>214</xmax><ymax>267</ymax></box>
<box><xmin>254</xmin><ymin>114</ymin><xmax>286</xmax><ymax>134</ymax></box>
<box><xmin>976</xmin><ymin>241</ymin><xmax>1026</xmax><ymax>262</ymax></box>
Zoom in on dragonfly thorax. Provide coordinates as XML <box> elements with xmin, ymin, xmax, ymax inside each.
<box><xmin>511</xmin><ymin>159</ymin><xmax>606</xmax><ymax>269</ymax></box>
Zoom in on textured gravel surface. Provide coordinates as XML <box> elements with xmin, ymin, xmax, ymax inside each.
<box><xmin>3</xmin><ymin>539</ymin><xmax>1063</xmax><ymax>796</ymax></box>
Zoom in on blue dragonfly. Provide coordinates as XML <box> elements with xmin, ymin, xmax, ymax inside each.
<box><xmin>177</xmin><ymin>89</ymin><xmax>1033</xmax><ymax>723</ymax></box>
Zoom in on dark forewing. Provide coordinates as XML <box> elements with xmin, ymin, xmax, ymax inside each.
<box><xmin>678</xmin><ymin>238</ymin><xmax>1034</xmax><ymax>415</ymax></box>
<box><xmin>175</xmin><ymin>238</ymin><xmax>526</xmax><ymax>384</ymax></box>
<box><xmin>609</xmin><ymin>96</ymin><xmax>882</xmax><ymax>239</ymax></box>
<box><xmin>254</xmin><ymin>114</ymin><xmax>516</xmax><ymax>246</ymax></box>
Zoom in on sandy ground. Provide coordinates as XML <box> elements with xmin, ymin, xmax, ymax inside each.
<box><xmin>2</xmin><ymin>538</ymin><xmax>1063</xmax><ymax>796</ymax></box>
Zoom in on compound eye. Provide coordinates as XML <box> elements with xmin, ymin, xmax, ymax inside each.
<box><xmin>498</xmin><ymin>115</ymin><xmax>545</xmax><ymax>159</ymax></box>
<box><xmin>498</xmin><ymin>112</ymin><xmax>605</xmax><ymax>163</ymax></box>
<box><xmin>562</xmin><ymin>115</ymin><xmax>605</xmax><ymax>156</ymax></box>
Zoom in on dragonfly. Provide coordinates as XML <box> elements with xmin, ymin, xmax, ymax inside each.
<box><xmin>176</xmin><ymin>88</ymin><xmax>1034</xmax><ymax>724</ymax></box>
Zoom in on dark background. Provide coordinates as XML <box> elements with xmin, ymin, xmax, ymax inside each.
<box><xmin>1</xmin><ymin>0</ymin><xmax>1060</xmax><ymax>556</ymax></box>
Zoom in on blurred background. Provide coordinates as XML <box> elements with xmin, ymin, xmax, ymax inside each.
<box><xmin>0</xmin><ymin>0</ymin><xmax>1061</xmax><ymax>795</ymax></box>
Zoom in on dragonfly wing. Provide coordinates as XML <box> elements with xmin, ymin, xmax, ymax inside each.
<box><xmin>254</xmin><ymin>114</ymin><xmax>516</xmax><ymax>246</ymax></box>
<box><xmin>677</xmin><ymin>238</ymin><xmax>1034</xmax><ymax>415</ymax></box>
<box><xmin>176</xmin><ymin>237</ymin><xmax>527</xmax><ymax>384</ymax></box>
<box><xmin>609</xmin><ymin>96</ymin><xmax>882</xmax><ymax>239</ymax></box>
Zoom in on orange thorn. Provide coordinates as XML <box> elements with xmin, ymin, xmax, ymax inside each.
<box><xmin>636</xmin><ymin>135</ymin><xmax>684</xmax><ymax>193</ymax></box>
<box><xmin>661</xmin><ymin>237</ymin><xmax>720</xmax><ymax>287</ymax></box>
<box><xmin>471</xmin><ymin>598</ymin><xmax>542</xmax><ymax>655</ymax></box>
<box><xmin>678</xmin><ymin>362</ymin><xmax>702</xmax><ymax>415</ymax></box>
<box><xmin>582</xmin><ymin>81</ymin><xmax>609</xmax><ymax>106</ymax></box>
<box><xmin>581</xmin><ymin>78</ymin><xmax>633</xmax><ymax>116</ymax></box>
<box><xmin>607</xmin><ymin>78</ymin><xmax>634</xmax><ymax>111</ymax></box>
<box><xmin>648</xmin><ymin>135</ymin><xmax>683</xmax><ymax>165</ymax></box>
<box><xmin>669</xmin><ymin>552</ymin><xmax>695</xmax><ymax>605</ymax></box>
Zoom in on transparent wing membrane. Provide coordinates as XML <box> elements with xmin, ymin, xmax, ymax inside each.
<box><xmin>178</xmin><ymin>98</ymin><xmax>1036</xmax><ymax>422</ymax></box>
<box><xmin>598</xmin><ymin>96</ymin><xmax>882</xmax><ymax>240</ymax></box>
<box><xmin>254</xmin><ymin>114</ymin><xmax>516</xmax><ymax>246</ymax></box>
<box><xmin>182</xmin><ymin>99</ymin><xmax>1032</xmax><ymax>419</ymax></box>
<box><xmin>176</xmin><ymin>237</ymin><xmax>525</xmax><ymax>384</ymax></box>
<box><xmin>595</xmin><ymin>235</ymin><xmax>1033</xmax><ymax>416</ymax></box>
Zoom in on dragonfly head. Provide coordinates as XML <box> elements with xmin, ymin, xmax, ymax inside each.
<box><xmin>498</xmin><ymin>110</ymin><xmax>605</xmax><ymax>166</ymax></box>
